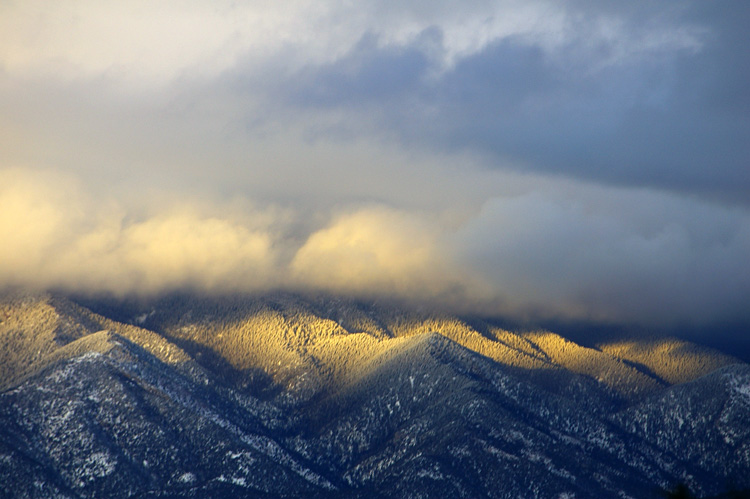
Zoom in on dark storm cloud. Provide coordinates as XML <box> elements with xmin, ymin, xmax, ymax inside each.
<box><xmin>291</xmin><ymin>31</ymin><xmax>434</xmax><ymax>107</ymax></box>
<box><xmin>452</xmin><ymin>187</ymin><xmax>750</xmax><ymax>325</ymax></box>
<box><xmin>272</xmin><ymin>1</ymin><xmax>749</xmax><ymax>202</ymax></box>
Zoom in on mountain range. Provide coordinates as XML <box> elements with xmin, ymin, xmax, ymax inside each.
<box><xmin>1</xmin><ymin>292</ymin><xmax>748</xmax><ymax>498</ymax></box>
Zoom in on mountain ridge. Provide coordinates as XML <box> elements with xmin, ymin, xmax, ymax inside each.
<box><xmin>1</xmin><ymin>291</ymin><xmax>748</xmax><ymax>497</ymax></box>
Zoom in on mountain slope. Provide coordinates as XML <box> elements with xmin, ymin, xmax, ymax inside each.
<box><xmin>1</xmin><ymin>329</ymin><xmax>336</xmax><ymax>498</ymax></box>
<box><xmin>1</xmin><ymin>292</ymin><xmax>748</xmax><ymax>498</ymax></box>
<box><xmin>613</xmin><ymin>364</ymin><xmax>750</xmax><ymax>493</ymax></box>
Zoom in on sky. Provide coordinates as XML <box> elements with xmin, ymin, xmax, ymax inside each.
<box><xmin>1</xmin><ymin>0</ymin><xmax>749</xmax><ymax>329</ymax></box>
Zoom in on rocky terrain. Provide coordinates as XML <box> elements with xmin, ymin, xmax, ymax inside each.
<box><xmin>1</xmin><ymin>292</ymin><xmax>748</xmax><ymax>498</ymax></box>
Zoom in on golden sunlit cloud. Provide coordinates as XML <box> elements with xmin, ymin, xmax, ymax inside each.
<box><xmin>0</xmin><ymin>168</ymin><xmax>279</xmax><ymax>294</ymax></box>
<box><xmin>0</xmin><ymin>168</ymin><xmax>473</xmax><ymax>300</ymax></box>
<box><xmin>290</xmin><ymin>206</ymin><xmax>462</xmax><ymax>297</ymax></box>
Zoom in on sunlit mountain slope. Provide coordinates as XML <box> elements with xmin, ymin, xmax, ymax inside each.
<box><xmin>0</xmin><ymin>293</ymin><xmax>190</xmax><ymax>391</ymax></box>
<box><xmin>99</xmin><ymin>293</ymin><xmax>737</xmax><ymax>405</ymax></box>
<box><xmin>598</xmin><ymin>338</ymin><xmax>738</xmax><ymax>385</ymax></box>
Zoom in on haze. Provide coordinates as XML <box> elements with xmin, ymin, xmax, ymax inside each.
<box><xmin>1</xmin><ymin>1</ymin><xmax>749</xmax><ymax>330</ymax></box>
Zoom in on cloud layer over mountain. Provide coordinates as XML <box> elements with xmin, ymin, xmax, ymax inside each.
<box><xmin>1</xmin><ymin>1</ymin><xmax>749</xmax><ymax>327</ymax></box>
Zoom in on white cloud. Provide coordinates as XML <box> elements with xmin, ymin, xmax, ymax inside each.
<box><xmin>0</xmin><ymin>0</ymin><xmax>328</xmax><ymax>85</ymax></box>
<box><xmin>0</xmin><ymin>0</ymin><xmax>706</xmax><ymax>86</ymax></box>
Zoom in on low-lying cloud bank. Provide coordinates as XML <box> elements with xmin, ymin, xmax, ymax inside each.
<box><xmin>3</xmin><ymin>168</ymin><xmax>749</xmax><ymax>328</ymax></box>
<box><xmin>0</xmin><ymin>168</ymin><xmax>472</xmax><ymax>301</ymax></box>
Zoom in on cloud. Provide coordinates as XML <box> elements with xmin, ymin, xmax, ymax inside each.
<box><xmin>453</xmin><ymin>185</ymin><xmax>750</xmax><ymax>325</ymax></box>
<box><xmin>3</xmin><ymin>1</ymin><xmax>746</xmax><ymax>202</ymax></box>
<box><xmin>290</xmin><ymin>206</ymin><xmax>477</xmax><ymax>302</ymax></box>
<box><xmin>0</xmin><ymin>169</ymin><xmax>278</xmax><ymax>294</ymax></box>
<box><xmin>0</xmin><ymin>2</ymin><xmax>748</xmax><ymax>332</ymax></box>
<box><xmin>2</xmin><ymin>168</ymin><xmax>749</xmax><ymax>328</ymax></box>
<box><xmin>0</xmin><ymin>169</ymin><xmax>477</xmax><ymax>302</ymax></box>
<box><xmin>78</xmin><ymin>213</ymin><xmax>276</xmax><ymax>294</ymax></box>
<box><xmin>0</xmin><ymin>0</ymin><xmax>331</xmax><ymax>85</ymax></box>
<box><xmin>260</xmin><ymin>1</ymin><xmax>749</xmax><ymax>202</ymax></box>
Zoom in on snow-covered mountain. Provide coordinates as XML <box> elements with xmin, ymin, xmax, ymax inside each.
<box><xmin>1</xmin><ymin>292</ymin><xmax>748</xmax><ymax>498</ymax></box>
